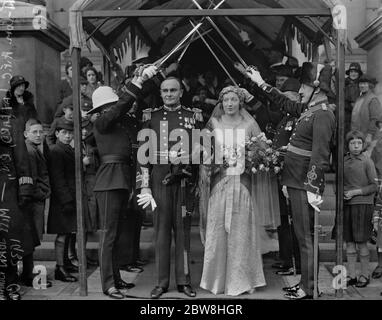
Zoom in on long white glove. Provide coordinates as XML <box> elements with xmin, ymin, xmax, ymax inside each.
<box><xmin>137</xmin><ymin>191</ymin><xmax>157</xmax><ymax>211</ymax></box>
<box><xmin>307</xmin><ymin>191</ymin><xmax>323</xmax><ymax>212</ymax></box>
<box><xmin>246</xmin><ymin>67</ymin><xmax>265</xmax><ymax>87</ymax></box>
<box><xmin>282</xmin><ymin>185</ymin><xmax>289</xmax><ymax>199</ymax></box>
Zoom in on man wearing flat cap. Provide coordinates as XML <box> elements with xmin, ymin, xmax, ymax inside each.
<box><xmin>245</xmin><ymin>62</ymin><xmax>336</xmax><ymax>300</ymax></box>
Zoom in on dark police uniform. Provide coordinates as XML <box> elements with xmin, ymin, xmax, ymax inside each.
<box><xmin>92</xmin><ymin>82</ymin><xmax>141</xmax><ymax>293</ymax></box>
<box><xmin>114</xmin><ymin>112</ymin><xmax>144</xmax><ymax>268</ymax></box>
<box><xmin>260</xmin><ymin>83</ymin><xmax>335</xmax><ymax>296</ymax></box>
<box><xmin>136</xmin><ymin>104</ymin><xmax>202</xmax><ymax>290</ymax></box>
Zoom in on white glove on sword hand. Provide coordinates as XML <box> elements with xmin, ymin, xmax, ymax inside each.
<box><xmin>282</xmin><ymin>185</ymin><xmax>289</xmax><ymax>199</ymax></box>
<box><xmin>307</xmin><ymin>191</ymin><xmax>323</xmax><ymax>212</ymax></box>
<box><xmin>246</xmin><ymin>67</ymin><xmax>265</xmax><ymax>87</ymax></box>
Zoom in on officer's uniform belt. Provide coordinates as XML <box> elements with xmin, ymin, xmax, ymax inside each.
<box><xmin>100</xmin><ymin>154</ymin><xmax>129</xmax><ymax>164</ymax></box>
<box><xmin>287</xmin><ymin>144</ymin><xmax>312</xmax><ymax>157</ymax></box>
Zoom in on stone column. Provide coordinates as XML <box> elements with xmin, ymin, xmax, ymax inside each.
<box><xmin>0</xmin><ymin>3</ymin><xmax>69</xmax><ymax>124</ymax></box>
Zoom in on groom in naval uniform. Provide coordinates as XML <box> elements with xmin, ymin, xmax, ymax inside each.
<box><xmin>136</xmin><ymin>77</ymin><xmax>203</xmax><ymax>299</ymax></box>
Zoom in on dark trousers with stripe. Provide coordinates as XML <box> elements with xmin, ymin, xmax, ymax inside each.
<box><xmin>95</xmin><ymin>189</ymin><xmax>129</xmax><ymax>293</ymax></box>
<box><xmin>151</xmin><ymin>169</ymin><xmax>192</xmax><ymax>289</ymax></box>
<box><xmin>288</xmin><ymin>187</ymin><xmax>318</xmax><ymax>296</ymax></box>
<box><xmin>115</xmin><ymin>206</ymin><xmax>142</xmax><ymax>267</ymax></box>
<box><xmin>277</xmin><ymin>183</ymin><xmax>301</xmax><ymax>269</ymax></box>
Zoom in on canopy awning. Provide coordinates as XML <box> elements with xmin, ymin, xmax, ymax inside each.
<box><xmin>69</xmin><ymin>0</ymin><xmax>345</xmax><ymax>68</ymax></box>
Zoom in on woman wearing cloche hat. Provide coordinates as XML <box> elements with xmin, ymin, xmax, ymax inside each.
<box><xmin>1</xmin><ymin>75</ymin><xmax>37</xmax><ymax>125</ymax></box>
<box><xmin>345</xmin><ymin>63</ymin><xmax>364</xmax><ymax>135</ymax></box>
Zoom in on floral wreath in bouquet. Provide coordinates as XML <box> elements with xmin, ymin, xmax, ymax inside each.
<box><xmin>244</xmin><ymin>132</ymin><xmax>284</xmax><ymax>175</ymax></box>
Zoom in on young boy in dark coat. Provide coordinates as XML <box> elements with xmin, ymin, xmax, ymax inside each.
<box><xmin>22</xmin><ymin>119</ymin><xmax>52</xmax><ymax>288</ymax></box>
<box><xmin>46</xmin><ymin>97</ymin><xmax>74</xmax><ymax>147</ymax></box>
<box><xmin>47</xmin><ymin>117</ymin><xmax>78</xmax><ymax>282</ymax></box>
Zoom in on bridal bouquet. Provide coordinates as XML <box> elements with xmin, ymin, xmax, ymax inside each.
<box><xmin>244</xmin><ymin>132</ymin><xmax>283</xmax><ymax>175</ymax></box>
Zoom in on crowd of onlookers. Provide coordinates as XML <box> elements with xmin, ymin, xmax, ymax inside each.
<box><xmin>1</xmin><ymin>31</ymin><xmax>382</xmax><ymax>299</ymax></box>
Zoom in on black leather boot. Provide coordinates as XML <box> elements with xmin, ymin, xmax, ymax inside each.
<box><xmin>63</xmin><ymin>236</ymin><xmax>79</xmax><ymax>273</ymax></box>
<box><xmin>54</xmin><ymin>265</ymin><xmax>78</xmax><ymax>282</ymax></box>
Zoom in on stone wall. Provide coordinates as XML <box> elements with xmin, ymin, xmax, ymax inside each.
<box><xmin>0</xmin><ymin>35</ymin><xmax>61</xmax><ymax>123</ymax></box>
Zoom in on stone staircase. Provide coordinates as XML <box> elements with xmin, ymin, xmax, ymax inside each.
<box><xmin>35</xmin><ymin>173</ymin><xmax>379</xmax><ymax>262</ymax></box>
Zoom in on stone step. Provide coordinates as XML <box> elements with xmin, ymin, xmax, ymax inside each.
<box><xmin>35</xmin><ymin>226</ymin><xmax>379</xmax><ymax>262</ymax></box>
<box><xmin>35</xmin><ymin>173</ymin><xmax>342</xmax><ymax>262</ymax></box>
<box><xmin>34</xmin><ymin>240</ymin><xmax>379</xmax><ymax>263</ymax></box>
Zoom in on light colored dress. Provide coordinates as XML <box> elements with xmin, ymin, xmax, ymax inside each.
<box><xmin>199</xmin><ymin>116</ymin><xmax>266</xmax><ymax>296</ymax></box>
<box><xmin>253</xmin><ymin>171</ymin><xmax>281</xmax><ymax>230</ymax></box>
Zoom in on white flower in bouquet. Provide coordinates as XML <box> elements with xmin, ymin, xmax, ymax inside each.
<box><xmin>228</xmin><ymin>159</ymin><xmax>237</xmax><ymax>166</ymax></box>
<box><xmin>251</xmin><ymin>167</ymin><xmax>257</xmax><ymax>174</ymax></box>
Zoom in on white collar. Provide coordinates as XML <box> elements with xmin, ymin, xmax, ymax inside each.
<box><xmin>163</xmin><ymin>105</ymin><xmax>182</xmax><ymax>111</ymax></box>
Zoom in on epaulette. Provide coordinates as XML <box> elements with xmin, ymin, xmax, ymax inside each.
<box><xmin>181</xmin><ymin>105</ymin><xmax>192</xmax><ymax>112</ymax></box>
<box><xmin>142</xmin><ymin>106</ymin><xmax>163</xmax><ymax>121</ymax></box>
<box><xmin>191</xmin><ymin>107</ymin><xmax>203</xmax><ymax>122</ymax></box>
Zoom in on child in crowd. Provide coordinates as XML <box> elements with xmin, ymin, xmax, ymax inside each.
<box><xmin>21</xmin><ymin>119</ymin><xmax>52</xmax><ymax>288</ymax></box>
<box><xmin>47</xmin><ymin>117</ymin><xmax>78</xmax><ymax>282</ymax></box>
<box><xmin>47</xmin><ymin>97</ymin><xmax>74</xmax><ymax>147</ymax></box>
<box><xmin>343</xmin><ymin>130</ymin><xmax>378</xmax><ymax>288</ymax></box>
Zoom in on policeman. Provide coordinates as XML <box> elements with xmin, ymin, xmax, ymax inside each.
<box><xmin>246</xmin><ymin>62</ymin><xmax>336</xmax><ymax>300</ymax></box>
<box><xmin>136</xmin><ymin>77</ymin><xmax>202</xmax><ymax>299</ymax></box>
<box><xmin>114</xmin><ymin>103</ymin><xmax>145</xmax><ymax>272</ymax></box>
<box><xmin>87</xmin><ymin>65</ymin><xmax>158</xmax><ymax>299</ymax></box>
